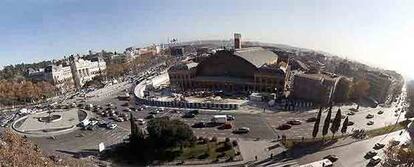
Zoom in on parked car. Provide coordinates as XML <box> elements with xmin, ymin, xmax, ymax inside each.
<box><xmin>90</xmin><ymin>120</ymin><xmax>98</xmax><ymax>126</ymax></box>
<box><xmin>364</xmin><ymin>151</ymin><xmax>377</xmax><ymax>159</ymax></box>
<box><xmin>226</xmin><ymin>115</ymin><xmax>235</xmax><ymax>121</ymax></box>
<box><xmin>233</xmin><ymin>127</ymin><xmax>250</xmax><ymax>134</ymax></box>
<box><xmin>87</xmin><ymin>125</ymin><xmax>96</xmax><ymax>131</ymax></box>
<box><xmin>182</xmin><ymin>113</ymin><xmax>195</xmax><ymax>118</ymax></box>
<box><xmin>149</xmin><ymin>110</ymin><xmax>159</xmax><ymax>115</ymax></box>
<box><xmin>106</xmin><ymin>123</ymin><xmax>117</xmax><ymax>129</ymax></box>
<box><xmin>373</xmin><ymin>143</ymin><xmax>385</xmax><ymax>150</ymax></box>
<box><xmin>277</xmin><ymin>124</ymin><xmax>292</xmax><ymax>130</ymax></box>
<box><xmin>366</xmin><ymin>114</ymin><xmax>374</xmax><ymax>119</ymax></box>
<box><xmin>137</xmin><ymin>119</ymin><xmax>146</xmax><ymax>125</ymax></box>
<box><xmin>367</xmin><ymin>121</ymin><xmax>374</xmax><ymax>125</ymax></box>
<box><xmin>188</xmin><ymin>110</ymin><xmax>199</xmax><ymax>115</ymax></box>
<box><xmin>390</xmin><ymin>140</ymin><xmax>400</xmax><ymax>146</ymax></box>
<box><xmin>192</xmin><ymin>122</ymin><xmax>206</xmax><ymax>128</ymax></box>
<box><xmin>401</xmin><ymin>142</ymin><xmax>410</xmax><ymax>148</ymax></box>
<box><xmin>146</xmin><ymin>114</ymin><xmax>156</xmax><ymax>119</ymax></box>
<box><xmin>306</xmin><ymin>117</ymin><xmax>317</xmax><ymax>122</ymax></box>
<box><xmin>347</xmin><ymin>121</ymin><xmax>354</xmax><ymax>126</ymax></box>
<box><xmin>369</xmin><ymin>156</ymin><xmax>381</xmax><ymax>166</ymax></box>
<box><xmin>323</xmin><ymin>154</ymin><xmax>339</xmax><ymax>162</ymax></box>
<box><xmin>115</xmin><ymin>117</ymin><xmax>124</xmax><ymax>122</ymax></box>
<box><xmin>287</xmin><ymin>120</ymin><xmax>302</xmax><ymax>125</ymax></box>
<box><xmin>218</xmin><ymin>123</ymin><xmax>232</xmax><ymax>129</ymax></box>
<box><xmin>347</xmin><ymin>112</ymin><xmax>355</xmax><ymax>116</ymax></box>
<box><xmin>377</xmin><ymin>110</ymin><xmax>384</xmax><ymax>114</ymax></box>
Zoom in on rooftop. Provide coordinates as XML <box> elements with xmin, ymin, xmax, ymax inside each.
<box><xmin>234</xmin><ymin>47</ymin><xmax>278</xmax><ymax>68</ymax></box>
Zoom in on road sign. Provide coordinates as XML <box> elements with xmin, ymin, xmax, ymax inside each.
<box><xmin>98</xmin><ymin>142</ymin><xmax>105</xmax><ymax>152</ymax></box>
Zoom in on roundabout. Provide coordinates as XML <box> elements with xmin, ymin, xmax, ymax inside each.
<box><xmin>12</xmin><ymin>109</ymin><xmax>89</xmax><ymax>137</ymax></box>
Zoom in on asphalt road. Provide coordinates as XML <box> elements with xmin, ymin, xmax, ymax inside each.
<box><xmin>293</xmin><ymin>129</ymin><xmax>412</xmax><ymax>167</ymax></box>
<box><xmin>263</xmin><ymin>104</ymin><xmax>404</xmax><ymax>139</ymax></box>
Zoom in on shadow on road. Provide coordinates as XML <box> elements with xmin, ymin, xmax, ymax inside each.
<box><xmin>56</xmin><ymin>149</ymin><xmax>98</xmax><ymax>158</ymax></box>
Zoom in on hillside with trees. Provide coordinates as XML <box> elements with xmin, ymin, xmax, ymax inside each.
<box><xmin>0</xmin><ymin>130</ymin><xmax>89</xmax><ymax>166</ymax></box>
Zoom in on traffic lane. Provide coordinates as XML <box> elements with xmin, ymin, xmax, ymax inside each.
<box><xmin>295</xmin><ymin>130</ymin><xmax>410</xmax><ymax>167</ymax></box>
<box><xmin>29</xmin><ymin>126</ymin><xmax>129</xmax><ymax>157</ymax></box>
<box><xmin>128</xmin><ymin>109</ymin><xmax>277</xmax><ymax>140</ymax></box>
<box><xmin>266</xmin><ymin>106</ymin><xmax>401</xmax><ymax>139</ymax></box>
<box><xmin>168</xmin><ymin>111</ymin><xmax>276</xmax><ymax>140</ymax></box>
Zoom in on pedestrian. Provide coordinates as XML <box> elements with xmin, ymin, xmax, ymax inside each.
<box><xmin>255</xmin><ymin>156</ymin><xmax>257</xmax><ymax>161</ymax></box>
<box><xmin>270</xmin><ymin>153</ymin><xmax>273</xmax><ymax>158</ymax></box>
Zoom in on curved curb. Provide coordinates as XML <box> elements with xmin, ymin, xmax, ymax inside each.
<box><xmin>133</xmin><ymin>73</ymin><xmax>239</xmax><ymax>110</ymax></box>
<box><xmin>11</xmin><ymin>109</ymin><xmax>88</xmax><ymax>137</ymax></box>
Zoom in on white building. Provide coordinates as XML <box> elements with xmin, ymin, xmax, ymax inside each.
<box><xmin>70</xmin><ymin>56</ymin><xmax>106</xmax><ymax>89</ymax></box>
<box><xmin>44</xmin><ymin>64</ymin><xmax>75</xmax><ymax>93</ymax></box>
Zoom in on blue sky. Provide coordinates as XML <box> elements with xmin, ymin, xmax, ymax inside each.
<box><xmin>0</xmin><ymin>0</ymin><xmax>413</xmax><ymax>79</ymax></box>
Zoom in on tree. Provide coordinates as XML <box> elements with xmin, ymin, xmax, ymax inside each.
<box><xmin>383</xmin><ymin>142</ymin><xmax>414</xmax><ymax>167</ymax></box>
<box><xmin>312</xmin><ymin>107</ymin><xmax>323</xmax><ymax>138</ymax></box>
<box><xmin>333</xmin><ymin>78</ymin><xmax>352</xmax><ymax>103</ymax></box>
<box><xmin>330</xmin><ymin>108</ymin><xmax>342</xmax><ymax>138</ymax></box>
<box><xmin>147</xmin><ymin>117</ymin><xmax>195</xmax><ymax>149</ymax></box>
<box><xmin>322</xmin><ymin>107</ymin><xmax>332</xmax><ymax>138</ymax></box>
<box><xmin>350</xmin><ymin>80</ymin><xmax>370</xmax><ymax>102</ymax></box>
<box><xmin>129</xmin><ymin>113</ymin><xmax>145</xmax><ymax>149</ymax></box>
<box><xmin>341</xmin><ymin>116</ymin><xmax>349</xmax><ymax>134</ymax></box>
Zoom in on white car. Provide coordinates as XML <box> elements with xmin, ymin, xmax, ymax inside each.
<box><xmin>115</xmin><ymin>117</ymin><xmax>124</xmax><ymax>122</ymax></box>
<box><xmin>369</xmin><ymin>156</ymin><xmax>381</xmax><ymax>165</ymax></box>
<box><xmin>137</xmin><ymin>118</ymin><xmax>146</xmax><ymax>125</ymax></box>
<box><xmin>90</xmin><ymin>120</ymin><xmax>98</xmax><ymax>126</ymax></box>
<box><xmin>107</xmin><ymin>123</ymin><xmax>117</xmax><ymax>129</ymax></box>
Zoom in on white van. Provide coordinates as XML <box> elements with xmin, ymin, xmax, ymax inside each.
<box><xmin>211</xmin><ymin>115</ymin><xmax>227</xmax><ymax>124</ymax></box>
<box><xmin>80</xmin><ymin>119</ymin><xmax>91</xmax><ymax>127</ymax></box>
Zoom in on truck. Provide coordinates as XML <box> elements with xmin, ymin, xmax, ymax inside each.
<box><xmin>80</xmin><ymin>119</ymin><xmax>91</xmax><ymax>127</ymax></box>
<box><xmin>211</xmin><ymin>115</ymin><xmax>227</xmax><ymax>124</ymax></box>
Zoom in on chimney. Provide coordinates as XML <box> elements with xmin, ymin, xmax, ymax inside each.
<box><xmin>234</xmin><ymin>33</ymin><xmax>241</xmax><ymax>49</ymax></box>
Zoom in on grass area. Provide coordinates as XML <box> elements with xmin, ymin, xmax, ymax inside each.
<box><xmin>281</xmin><ymin>135</ymin><xmax>345</xmax><ymax>149</ymax></box>
<box><xmin>366</xmin><ymin>120</ymin><xmax>411</xmax><ymax>137</ymax></box>
<box><xmin>173</xmin><ymin>141</ymin><xmax>236</xmax><ymax>161</ymax></box>
<box><xmin>103</xmin><ymin>139</ymin><xmax>239</xmax><ymax>165</ymax></box>
<box><xmin>281</xmin><ymin>120</ymin><xmax>413</xmax><ymax>149</ymax></box>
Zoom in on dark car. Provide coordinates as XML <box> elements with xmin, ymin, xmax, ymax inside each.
<box><xmin>364</xmin><ymin>151</ymin><xmax>378</xmax><ymax>159</ymax></box>
<box><xmin>218</xmin><ymin>123</ymin><xmax>232</xmax><ymax>130</ymax></box>
<box><xmin>87</xmin><ymin>125</ymin><xmax>96</xmax><ymax>131</ymax></box>
<box><xmin>192</xmin><ymin>122</ymin><xmax>206</xmax><ymax>128</ymax></box>
<box><xmin>373</xmin><ymin>143</ymin><xmax>385</xmax><ymax>150</ymax></box>
<box><xmin>287</xmin><ymin>120</ymin><xmax>302</xmax><ymax>125</ymax></box>
<box><xmin>306</xmin><ymin>117</ymin><xmax>317</xmax><ymax>122</ymax></box>
<box><xmin>188</xmin><ymin>110</ymin><xmax>199</xmax><ymax>115</ymax></box>
<box><xmin>233</xmin><ymin>127</ymin><xmax>250</xmax><ymax>134</ymax></box>
<box><xmin>146</xmin><ymin>114</ymin><xmax>156</xmax><ymax>119</ymax></box>
<box><xmin>323</xmin><ymin>154</ymin><xmax>339</xmax><ymax>162</ymax></box>
<box><xmin>227</xmin><ymin>115</ymin><xmax>235</xmax><ymax>121</ymax></box>
<box><xmin>182</xmin><ymin>113</ymin><xmax>195</xmax><ymax>118</ymax></box>
<box><xmin>276</xmin><ymin>124</ymin><xmax>292</xmax><ymax>130</ymax></box>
